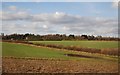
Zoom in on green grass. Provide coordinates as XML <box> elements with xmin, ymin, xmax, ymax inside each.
<box><xmin>2</xmin><ymin>42</ymin><xmax>70</xmax><ymax>59</ymax></box>
<box><xmin>30</xmin><ymin>41</ymin><xmax>118</xmax><ymax>49</ymax></box>
<box><xmin>2</xmin><ymin>42</ymin><xmax>118</xmax><ymax>62</ymax></box>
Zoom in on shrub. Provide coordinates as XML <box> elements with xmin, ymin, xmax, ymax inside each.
<box><xmin>101</xmin><ymin>48</ymin><xmax>118</xmax><ymax>56</ymax></box>
<box><xmin>33</xmin><ymin>43</ymin><xmax>45</xmax><ymax>46</ymax></box>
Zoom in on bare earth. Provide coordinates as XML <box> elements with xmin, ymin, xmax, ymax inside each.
<box><xmin>2</xmin><ymin>57</ymin><xmax>118</xmax><ymax>73</ymax></box>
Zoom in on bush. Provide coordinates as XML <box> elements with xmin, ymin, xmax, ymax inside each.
<box><xmin>101</xmin><ymin>48</ymin><xmax>118</xmax><ymax>56</ymax></box>
<box><xmin>33</xmin><ymin>43</ymin><xmax>45</xmax><ymax>46</ymax></box>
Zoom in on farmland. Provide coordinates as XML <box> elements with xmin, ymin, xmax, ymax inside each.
<box><xmin>30</xmin><ymin>41</ymin><xmax>119</xmax><ymax>56</ymax></box>
<box><xmin>30</xmin><ymin>41</ymin><xmax>118</xmax><ymax>49</ymax></box>
<box><xmin>2</xmin><ymin>41</ymin><xmax>119</xmax><ymax>73</ymax></box>
<box><xmin>2</xmin><ymin>42</ymin><xmax>118</xmax><ymax>60</ymax></box>
<box><xmin>2</xmin><ymin>42</ymin><xmax>71</xmax><ymax>59</ymax></box>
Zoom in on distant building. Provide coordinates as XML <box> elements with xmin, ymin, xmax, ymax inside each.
<box><xmin>11</xmin><ymin>38</ymin><xmax>13</xmax><ymax>41</ymax></box>
<box><xmin>26</xmin><ymin>37</ymin><xmax>28</xmax><ymax>40</ymax></box>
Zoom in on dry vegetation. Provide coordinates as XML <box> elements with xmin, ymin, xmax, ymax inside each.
<box><xmin>2</xmin><ymin>57</ymin><xmax>118</xmax><ymax>73</ymax></box>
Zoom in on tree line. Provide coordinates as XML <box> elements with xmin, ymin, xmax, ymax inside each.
<box><xmin>1</xmin><ymin>33</ymin><xmax>119</xmax><ymax>41</ymax></box>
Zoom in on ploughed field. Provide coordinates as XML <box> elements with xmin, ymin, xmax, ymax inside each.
<box><xmin>2</xmin><ymin>41</ymin><xmax>119</xmax><ymax>73</ymax></box>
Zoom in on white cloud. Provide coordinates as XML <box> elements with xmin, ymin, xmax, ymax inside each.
<box><xmin>54</xmin><ymin>12</ymin><xmax>66</xmax><ymax>17</ymax></box>
<box><xmin>43</xmin><ymin>25</ymin><xmax>48</xmax><ymax>29</ymax></box>
<box><xmin>1</xmin><ymin>11</ymin><xmax>32</xmax><ymax>21</ymax></box>
<box><xmin>112</xmin><ymin>0</ymin><xmax>120</xmax><ymax>8</ymax></box>
<box><xmin>1</xmin><ymin>10</ymin><xmax>118</xmax><ymax>37</ymax></box>
<box><xmin>8</xmin><ymin>6</ymin><xmax>17</xmax><ymax>11</ymax></box>
<box><xmin>62</xmin><ymin>26</ymin><xmax>70</xmax><ymax>31</ymax></box>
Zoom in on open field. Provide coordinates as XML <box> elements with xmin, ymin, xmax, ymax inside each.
<box><xmin>30</xmin><ymin>41</ymin><xmax>119</xmax><ymax>56</ymax></box>
<box><xmin>30</xmin><ymin>41</ymin><xmax>118</xmax><ymax>49</ymax></box>
<box><xmin>2</xmin><ymin>57</ymin><xmax>118</xmax><ymax>73</ymax></box>
<box><xmin>2</xmin><ymin>42</ymin><xmax>71</xmax><ymax>60</ymax></box>
<box><xmin>2</xmin><ymin>42</ymin><xmax>118</xmax><ymax>61</ymax></box>
<box><xmin>2</xmin><ymin>42</ymin><xmax>119</xmax><ymax>73</ymax></box>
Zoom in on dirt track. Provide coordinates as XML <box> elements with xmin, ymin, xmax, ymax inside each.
<box><xmin>2</xmin><ymin>57</ymin><xmax>118</xmax><ymax>73</ymax></box>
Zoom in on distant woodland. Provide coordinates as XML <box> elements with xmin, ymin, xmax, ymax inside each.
<box><xmin>1</xmin><ymin>33</ymin><xmax>120</xmax><ymax>41</ymax></box>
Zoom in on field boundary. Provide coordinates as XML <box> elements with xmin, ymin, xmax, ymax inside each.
<box><xmin>2</xmin><ymin>56</ymin><xmax>81</xmax><ymax>61</ymax></box>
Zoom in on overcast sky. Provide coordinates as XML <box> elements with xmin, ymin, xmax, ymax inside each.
<box><xmin>1</xmin><ymin>2</ymin><xmax>119</xmax><ymax>37</ymax></box>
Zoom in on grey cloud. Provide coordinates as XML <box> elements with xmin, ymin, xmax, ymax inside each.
<box><xmin>1</xmin><ymin>11</ymin><xmax>33</xmax><ymax>21</ymax></box>
<box><xmin>1</xmin><ymin>11</ymin><xmax>82</xmax><ymax>24</ymax></box>
<box><xmin>1</xmin><ymin>11</ymin><xmax>118</xmax><ymax>37</ymax></box>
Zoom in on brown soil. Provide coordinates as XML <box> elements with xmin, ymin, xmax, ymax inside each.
<box><xmin>2</xmin><ymin>57</ymin><xmax>118</xmax><ymax>73</ymax></box>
